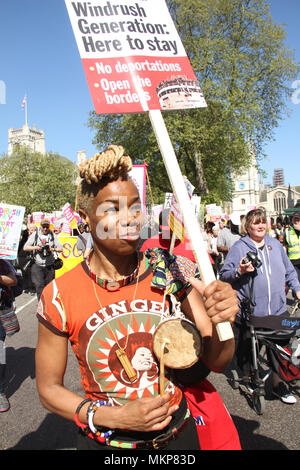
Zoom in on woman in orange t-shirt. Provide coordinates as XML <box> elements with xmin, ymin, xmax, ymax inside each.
<box><xmin>35</xmin><ymin>145</ymin><xmax>239</xmax><ymax>450</ymax></box>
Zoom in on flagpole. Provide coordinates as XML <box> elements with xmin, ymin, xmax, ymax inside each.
<box><xmin>25</xmin><ymin>94</ymin><xmax>28</xmax><ymax>125</ymax></box>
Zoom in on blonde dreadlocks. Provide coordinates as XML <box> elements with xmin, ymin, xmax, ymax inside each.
<box><xmin>76</xmin><ymin>145</ymin><xmax>132</xmax><ymax>212</ymax></box>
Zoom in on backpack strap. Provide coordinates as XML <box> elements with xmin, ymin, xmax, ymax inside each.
<box><xmin>31</xmin><ymin>231</ymin><xmax>39</xmax><ymax>259</ymax></box>
<box><xmin>240</xmin><ymin>274</ymin><xmax>256</xmax><ymax>320</ymax></box>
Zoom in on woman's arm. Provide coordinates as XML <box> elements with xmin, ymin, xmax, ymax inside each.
<box><xmin>36</xmin><ymin>322</ymin><xmax>85</xmax><ymax>421</ymax></box>
<box><xmin>181</xmin><ymin>279</ymin><xmax>238</xmax><ymax>373</ymax></box>
<box><xmin>0</xmin><ymin>270</ymin><xmax>17</xmax><ymax>287</ymax></box>
<box><xmin>219</xmin><ymin>244</ymin><xmax>248</xmax><ymax>282</ymax></box>
<box><xmin>52</xmin><ymin>234</ymin><xmax>63</xmax><ymax>253</ymax></box>
<box><xmin>36</xmin><ymin>322</ymin><xmax>178</xmax><ymax>432</ymax></box>
<box><xmin>23</xmin><ymin>233</ymin><xmax>40</xmax><ymax>252</ymax></box>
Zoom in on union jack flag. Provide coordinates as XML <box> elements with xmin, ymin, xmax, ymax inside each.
<box><xmin>21</xmin><ymin>95</ymin><xmax>27</xmax><ymax>108</ymax></box>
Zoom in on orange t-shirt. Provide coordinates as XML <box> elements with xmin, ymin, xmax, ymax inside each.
<box><xmin>37</xmin><ymin>260</ymin><xmax>184</xmax><ymax>407</ymax></box>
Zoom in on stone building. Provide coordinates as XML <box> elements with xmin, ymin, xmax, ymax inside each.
<box><xmin>258</xmin><ymin>184</ymin><xmax>300</xmax><ymax>221</ymax></box>
<box><xmin>8</xmin><ymin>124</ymin><xmax>45</xmax><ymax>155</ymax></box>
<box><xmin>229</xmin><ymin>149</ymin><xmax>300</xmax><ymax>222</ymax></box>
<box><xmin>230</xmin><ymin>145</ymin><xmax>260</xmax><ymax>216</ymax></box>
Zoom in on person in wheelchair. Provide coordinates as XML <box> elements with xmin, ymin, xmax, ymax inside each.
<box><xmin>220</xmin><ymin>209</ymin><xmax>300</xmax><ymax>405</ymax></box>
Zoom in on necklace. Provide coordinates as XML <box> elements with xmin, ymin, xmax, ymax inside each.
<box><xmin>86</xmin><ymin>252</ymin><xmax>140</xmax><ymax>291</ymax></box>
<box><xmin>91</xmin><ymin>256</ymin><xmax>142</xmax><ymax>383</ymax></box>
<box><xmin>253</xmin><ymin>239</ymin><xmax>265</xmax><ymax>249</ymax></box>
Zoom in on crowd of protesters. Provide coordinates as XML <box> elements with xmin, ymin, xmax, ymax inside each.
<box><xmin>0</xmin><ymin>164</ymin><xmax>299</xmax><ymax>450</ymax></box>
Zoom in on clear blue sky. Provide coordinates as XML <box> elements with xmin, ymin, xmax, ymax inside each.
<box><xmin>0</xmin><ymin>0</ymin><xmax>299</xmax><ymax>186</ymax></box>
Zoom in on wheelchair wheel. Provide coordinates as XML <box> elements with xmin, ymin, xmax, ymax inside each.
<box><xmin>252</xmin><ymin>393</ymin><xmax>265</xmax><ymax>415</ymax></box>
<box><xmin>228</xmin><ymin>369</ymin><xmax>239</xmax><ymax>389</ymax></box>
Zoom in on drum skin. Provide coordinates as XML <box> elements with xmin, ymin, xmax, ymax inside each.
<box><xmin>153</xmin><ymin>318</ymin><xmax>202</xmax><ymax>369</ymax></box>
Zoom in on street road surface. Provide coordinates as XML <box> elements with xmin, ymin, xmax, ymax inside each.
<box><xmin>0</xmin><ymin>292</ymin><xmax>299</xmax><ymax>451</ymax></box>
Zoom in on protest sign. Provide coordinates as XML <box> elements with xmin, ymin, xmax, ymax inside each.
<box><xmin>191</xmin><ymin>194</ymin><xmax>201</xmax><ymax>218</ymax></box>
<box><xmin>55</xmin><ymin>235</ymin><xmax>83</xmax><ymax>278</ymax></box>
<box><xmin>151</xmin><ymin>204</ymin><xmax>163</xmax><ymax>222</ymax></box>
<box><xmin>62</xmin><ymin>203</ymin><xmax>79</xmax><ymax>230</ymax></box>
<box><xmin>164</xmin><ymin>193</ymin><xmax>172</xmax><ymax>210</ymax></box>
<box><xmin>32</xmin><ymin>212</ymin><xmax>44</xmax><ymax>226</ymax></box>
<box><xmin>129</xmin><ymin>164</ymin><xmax>147</xmax><ymax>212</ymax></box>
<box><xmin>64</xmin><ymin>0</ymin><xmax>206</xmax><ymax>114</ymax></box>
<box><xmin>65</xmin><ymin>0</ymin><xmax>232</xmax><ymax>340</ymax></box>
<box><xmin>169</xmin><ymin>177</ymin><xmax>194</xmax><ymax>242</ymax></box>
<box><xmin>206</xmin><ymin>204</ymin><xmax>225</xmax><ymax>223</ymax></box>
<box><xmin>0</xmin><ymin>204</ymin><xmax>25</xmax><ymax>260</ymax></box>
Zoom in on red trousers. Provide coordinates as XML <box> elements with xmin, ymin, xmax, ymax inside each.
<box><xmin>183</xmin><ymin>379</ymin><xmax>241</xmax><ymax>450</ymax></box>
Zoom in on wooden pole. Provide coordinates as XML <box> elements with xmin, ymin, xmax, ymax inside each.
<box><xmin>149</xmin><ymin>109</ymin><xmax>233</xmax><ymax>342</ymax></box>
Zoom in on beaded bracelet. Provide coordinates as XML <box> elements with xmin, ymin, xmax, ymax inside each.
<box><xmin>74</xmin><ymin>398</ymin><xmax>92</xmax><ymax>431</ymax></box>
<box><xmin>87</xmin><ymin>399</ymin><xmax>114</xmax><ymax>438</ymax></box>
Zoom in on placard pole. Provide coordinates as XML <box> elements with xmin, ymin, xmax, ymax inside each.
<box><xmin>149</xmin><ymin>109</ymin><xmax>233</xmax><ymax>342</ymax></box>
<box><xmin>169</xmin><ymin>232</ymin><xmax>177</xmax><ymax>255</ymax></box>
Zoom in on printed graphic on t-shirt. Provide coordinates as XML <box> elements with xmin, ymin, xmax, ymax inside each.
<box><xmin>38</xmin><ymin>266</ymin><xmax>183</xmax><ymax>408</ymax></box>
<box><xmin>84</xmin><ymin>307</ymin><xmax>182</xmax><ymax>407</ymax></box>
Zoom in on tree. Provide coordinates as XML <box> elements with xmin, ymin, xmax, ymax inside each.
<box><xmin>0</xmin><ymin>146</ymin><xmax>78</xmax><ymax>214</ymax></box>
<box><xmin>88</xmin><ymin>104</ymin><xmax>248</xmax><ymax>204</ymax></box>
<box><xmin>88</xmin><ymin>0</ymin><xmax>299</xmax><ymax>203</ymax></box>
<box><xmin>168</xmin><ymin>0</ymin><xmax>299</xmax><ymax>154</ymax></box>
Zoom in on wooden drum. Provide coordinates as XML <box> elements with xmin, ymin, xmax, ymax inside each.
<box><xmin>153</xmin><ymin>318</ymin><xmax>202</xmax><ymax>369</ymax></box>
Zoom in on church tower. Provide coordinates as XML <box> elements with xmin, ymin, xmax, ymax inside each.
<box><xmin>8</xmin><ymin>124</ymin><xmax>46</xmax><ymax>155</ymax></box>
<box><xmin>230</xmin><ymin>140</ymin><xmax>260</xmax><ymax>216</ymax></box>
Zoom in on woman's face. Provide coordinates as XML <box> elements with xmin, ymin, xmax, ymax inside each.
<box><xmin>248</xmin><ymin>218</ymin><xmax>267</xmax><ymax>242</ymax></box>
<box><xmin>83</xmin><ymin>178</ymin><xmax>144</xmax><ymax>255</ymax></box>
<box><xmin>293</xmin><ymin>217</ymin><xmax>300</xmax><ymax>231</ymax></box>
<box><xmin>28</xmin><ymin>224</ymin><xmax>36</xmax><ymax>234</ymax></box>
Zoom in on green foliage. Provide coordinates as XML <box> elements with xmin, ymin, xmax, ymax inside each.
<box><xmin>88</xmin><ymin>103</ymin><xmax>249</xmax><ymax>204</ymax></box>
<box><xmin>168</xmin><ymin>0</ymin><xmax>299</xmax><ymax>153</ymax></box>
<box><xmin>87</xmin><ymin>0</ymin><xmax>299</xmax><ymax>203</ymax></box>
<box><xmin>0</xmin><ymin>145</ymin><xmax>78</xmax><ymax>214</ymax></box>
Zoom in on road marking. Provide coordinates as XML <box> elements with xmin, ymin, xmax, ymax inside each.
<box><xmin>16</xmin><ymin>297</ymin><xmax>37</xmax><ymax>314</ymax></box>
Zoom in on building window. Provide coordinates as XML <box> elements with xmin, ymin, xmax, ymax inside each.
<box><xmin>274</xmin><ymin>191</ymin><xmax>286</xmax><ymax>213</ymax></box>
<box><xmin>241</xmin><ymin>198</ymin><xmax>246</xmax><ymax>205</ymax></box>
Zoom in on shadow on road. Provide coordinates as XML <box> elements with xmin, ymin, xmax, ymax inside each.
<box><xmin>7</xmin><ymin>413</ymin><xmax>77</xmax><ymax>450</ymax></box>
<box><xmin>5</xmin><ymin>346</ymin><xmax>35</xmax><ymax>398</ymax></box>
<box><xmin>8</xmin><ymin>413</ymin><xmax>289</xmax><ymax>451</ymax></box>
<box><xmin>231</xmin><ymin>415</ymin><xmax>288</xmax><ymax>450</ymax></box>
